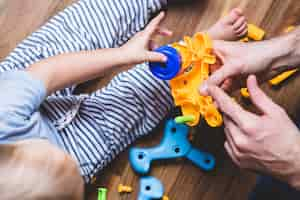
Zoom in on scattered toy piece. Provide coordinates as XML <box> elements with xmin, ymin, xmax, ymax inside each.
<box><xmin>175</xmin><ymin>115</ymin><xmax>195</xmax><ymax>124</ymax></box>
<box><xmin>98</xmin><ymin>188</ymin><xmax>107</xmax><ymax>200</ymax></box>
<box><xmin>247</xmin><ymin>24</ymin><xmax>265</xmax><ymax>41</ymax></box>
<box><xmin>240</xmin><ymin>88</ymin><xmax>250</xmax><ymax>98</ymax></box>
<box><xmin>240</xmin><ymin>37</ymin><xmax>249</xmax><ymax>42</ymax></box>
<box><xmin>269</xmin><ymin>69</ymin><xmax>298</xmax><ymax>85</ymax></box>
<box><xmin>129</xmin><ymin>119</ymin><xmax>215</xmax><ymax>175</ymax></box>
<box><xmin>118</xmin><ymin>184</ymin><xmax>133</xmax><ymax>193</ymax></box>
<box><xmin>138</xmin><ymin>176</ymin><xmax>164</xmax><ymax>200</ymax></box>
<box><xmin>284</xmin><ymin>25</ymin><xmax>295</xmax><ymax>33</ymax></box>
<box><xmin>162</xmin><ymin>195</ymin><xmax>169</xmax><ymax>200</ymax></box>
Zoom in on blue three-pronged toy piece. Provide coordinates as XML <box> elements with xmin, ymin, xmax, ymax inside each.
<box><xmin>129</xmin><ymin>119</ymin><xmax>215</xmax><ymax>175</ymax></box>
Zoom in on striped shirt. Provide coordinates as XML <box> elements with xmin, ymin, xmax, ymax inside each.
<box><xmin>0</xmin><ymin>0</ymin><xmax>172</xmax><ymax>183</ymax></box>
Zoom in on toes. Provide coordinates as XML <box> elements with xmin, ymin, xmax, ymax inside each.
<box><xmin>235</xmin><ymin>23</ymin><xmax>248</xmax><ymax>37</ymax></box>
<box><xmin>226</xmin><ymin>9</ymin><xmax>242</xmax><ymax>24</ymax></box>
<box><xmin>233</xmin><ymin>16</ymin><xmax>246</xmax><ymax>30</ymax></box>
<box><xmin>238</xmin><ymin>27</ymin><xmax>248</xmax><ymax>37</ymax></box>
<box><xmin>232</xmin><ymin>8</ymin><xmax>243</xmax><ymax>16</ymax></box>
<box><xmin>235</xmin><ymin>21</ymin><xmax>247</xmax><ymax>33</ymax></box>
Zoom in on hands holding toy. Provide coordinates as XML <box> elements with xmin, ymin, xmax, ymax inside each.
<box><xmin>206</xmin><ymin>75</ymin><xmax>300</xmax><ymax>189</ymax></box>
<box><xmin>200</xmin><ymin>28</ymin><xmax>300</xmax><ymax>189</ymax></box>
<box><xmin>121</xmin><ymin>12</ymin><xmax>172</xmax><ymax>65</ymax></box>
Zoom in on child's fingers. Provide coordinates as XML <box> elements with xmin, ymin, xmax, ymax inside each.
<box><xmin>149</xmin><ymin>40</ymin><xmax>159</xmax><ymax>50</ymax></box>
<box><xmin>156</xmin><ymin>28</ymin><xmax>173</xmax><ymax>37</ymax></box>
<box><xmin>145</xmin><ymin>51</ymin><xmax>167</xmax><ymax>63</ymax></box>
<box><xmin>144</xmin><ymin>12</ymin><xmax>166</xmax><ymax>36</ymax></box>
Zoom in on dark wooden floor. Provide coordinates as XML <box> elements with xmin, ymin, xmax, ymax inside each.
<box><xmin>1</xmin><ymin>0</ymin><xmax>300</xmax><ymax>199</ymax></box>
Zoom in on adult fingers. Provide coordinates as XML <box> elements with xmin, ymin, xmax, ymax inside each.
<box><xmin>200</xmin><ymin>63</ymin><xmax>235</xmax><ymax>95</ymax></box>
<box><xmin>247</xmin><ymin>75</ymin><xmax>281</xmax><ymax>115</ymax></box>
<box><xmin>205</xmin><ymin>85</ymin><xmax>255</xmax><ymax>126</ymax></box>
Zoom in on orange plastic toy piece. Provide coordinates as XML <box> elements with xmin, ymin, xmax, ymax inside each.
<box><xmin>170</xmin><ymin>33</ymin><xmax>222</xmax><ymax>127</ymax></box>
<box><xmin>284</xmin><ymin>25</ymin><xmax>296</xmax><ymax>33</ymax></box>
<box><xmin>240</xmin><ymin>37</ymin><xmax>249</xmax><ymax>42</ymax></box>
<box><xmin>269</xmin><ymin>69</ymin><xmax>298</xmax><ymax>85</ymax></box>
<box><xmin>247</xmin><ymin>24</ymin><xmax>265</xmax><ymax>41</ymax></box>
<box><xmin>117</xmin><ymin>184</ymin><xmax>133</xmax><ymax>193</ymax></box>
<box><xmin>269</xmin><ymin>25</ymin><xmax>298</xmax><ymax>86</ymax></box>
<box><xmin>240</xmin><ymin>88</ymin><xmax>250</xmax><ymax>98</ymax></box>
<box><xmin>162</xmin><ymin>195</ymin><xmax>169</xmax><ymax>200</ymax></box>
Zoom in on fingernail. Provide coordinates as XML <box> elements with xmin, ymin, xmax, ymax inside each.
<box><xmin>162</xmin><ymin>55</ymin><xmax>167</xmax><ymax>62</ymax></box>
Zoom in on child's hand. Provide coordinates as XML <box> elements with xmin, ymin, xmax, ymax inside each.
<box><xmin>121</xmin><ymin>12</ymin><xmax>172</xmax><ymax>64</ymax></box>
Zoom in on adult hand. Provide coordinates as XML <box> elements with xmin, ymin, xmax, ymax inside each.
<box><xmin>206</xmin><ymin>74</ymin><xmax>300</xmax><ymax>189</ymax></box>
<box><xmin>121</xmin><ymin>12</ymin><xmax>172</xmax><ymax>64</ymax></box>
<box><xmin>200</xmin><ymin>32</ymin><xmax>298</xmax><ymax>95</ymax></box>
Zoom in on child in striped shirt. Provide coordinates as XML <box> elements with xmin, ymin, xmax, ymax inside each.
<box><xmin>0</xmin><ymin>0</ymin><xmax>247</xmax><ymax>199</ymax></box>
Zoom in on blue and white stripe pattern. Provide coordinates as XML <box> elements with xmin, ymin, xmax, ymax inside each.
<box><xmin>0</xmin><ymin>0</ymin><xmax>172</xmax><ymax>183</ymax></box>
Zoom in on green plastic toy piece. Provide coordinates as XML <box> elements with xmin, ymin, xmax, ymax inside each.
<box><xmin>98</xmin><ymin>188</ymin><xmax>107</xmax><ymax>200</ymax></box>
<box><xmin>175</xmin><ymin>115</ymin><xmax>195</xmax><ymax>124</ymax></box>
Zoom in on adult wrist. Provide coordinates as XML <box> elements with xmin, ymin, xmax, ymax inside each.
<box><xmin>271</xmin><ymin>28</ymin><xmax>300</xmax><ymax>71</ymax></box>
<box><xmin>286</xmin><ymin>135</ymin><xmax>300</xmax><ymax>190</ymax></box>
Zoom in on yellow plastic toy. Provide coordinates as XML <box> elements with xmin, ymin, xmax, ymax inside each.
<box><xmin>269</xmin><ymin>26</ymin><xmax>298</xmax><ymax>86</ymax></box>
<box><xmin>269</xmin><ymin>69</ymin><xmax>298</xmax><ymax>85</ymax></box>
<box><xmin>285</xmin><ymin>25</ymin><xmax>296</xmax><ymax>33</ymax></box>
<box><xmin>240</xmin><ymin>37</ymin><xmax>249</xmax><ymax>42</ymax></box>
<box><xmin>247</xmin><ymin>24</ymin><xmax>265</xmax><ymax>41</ymax></box>
<box><xmin>240</xmin><ymin>88</ymin><xmax>250</xmax><ymax>98</ymax></box>
<box><xmin>117</xmin><ymin>184</ymin><xmax>133</xmax><ymax>193</ymax></box>
<box><xmin>170</xmin><ymin>33</ymin><xmax>223</xmax><ymax>127</ymax></box>
<box><xmin>162</xmin><ymin>195</ymin><xmax>170</xmax><ymax>200</ymax></box>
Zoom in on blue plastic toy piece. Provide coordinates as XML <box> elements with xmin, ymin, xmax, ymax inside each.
<box><xmin>138</xmin><ymin>176</ymin><xmax>164</xmax><ymax>200</ymax></box>
<box><xmin>149</xmin><ymin>45</ymin><xmax>181</xmax><ymax>80</ymax></box>
<box><xmin>129</xmin><ymin>119</ymin><xmax>215</xmax><ymax>175</ymax></box>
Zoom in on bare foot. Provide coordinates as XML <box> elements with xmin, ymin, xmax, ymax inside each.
<box><xmin>207</xmin><ymin>8</ymin><xmax>248</xmax><ymax>41</ymax></box>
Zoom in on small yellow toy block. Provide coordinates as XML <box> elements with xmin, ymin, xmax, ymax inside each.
<box><xmin>117</xmin><ymin>184</ymin><xmax>133</xmax><ymax>193</ymax></box>
<box><xmin>247</xmin><ymin>24</ymin><xmax>265</xmax><ymax>41</ymax></box>
<box><xmin>240</xmin><ymin>88</ymin><xmax>250</xmax><ymax>98</ymax></box>
<box><xmin>269</xmin><ymin>69</ymin><xmax>298</xmax><ymax>86</ymax></box>
<box><xmin>162</xmin><ymin>195</ymin><xmax>169</xmax><ymax>200</ymax></box>
<box><xmin>240</xmin><ymin>37</ymin><xmax>249</xmax><ymax>42</ymax></box>
<box><xmin>284</xmin><ymin>25</ymin><xmax>295</xmax><ymax>33</ymax></box>
<box><xmin>170</xmin><ymin>33</ymin><xmax>222</xmax><ymax>127</ymax></box>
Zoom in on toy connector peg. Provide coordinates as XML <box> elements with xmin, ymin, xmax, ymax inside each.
<box><xmin>247</xmin><ymin>24</ymin><xmax>265</xmax><ymax>41</ymax></box>
<box><xmin>138</xmin><ymin>176</ymin><xmax>164</xmax><ymax>200</ymax></box>
<box><xmin>118</xmin><ymin>184</ymin><xmax>133</xmax><ymax>193</ymax></box>
<box><xmin>162</xmin><ymin>195</ymin><xmax>169</xmax><ymax>200</ymax></box>
<box><xmin>240</xmin><ymin>37</ymin><xmax>249</xmax><ymax>42</ymax></box>
<box><xmin>240</xmin><ymin>88</ymin><xmax>250</xmax><ymax>98</ymax></box>
<box><xmin>98</xmin><ymin>188</ymin><xmax>107</xmax><ymax>200</ymax></box>
<box><xmin>269</xmin><ymin>69</ymin><xmax>298</xmax><ymax>85</ymax></box>
<box><xmin>284</xmin><ymin>26</ymin><xmax>295</xmax><ymax>33</ymax></box>
<box><xmin>175</xmin><ymin>115</ymin><xmax>195</xmax><ymax>124</ymax></box>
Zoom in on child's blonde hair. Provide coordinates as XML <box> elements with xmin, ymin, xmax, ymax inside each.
<box><xmin>0</xmin><ymin>139</ymin><xmax>84</xmax><ymax>200</ymax></box>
